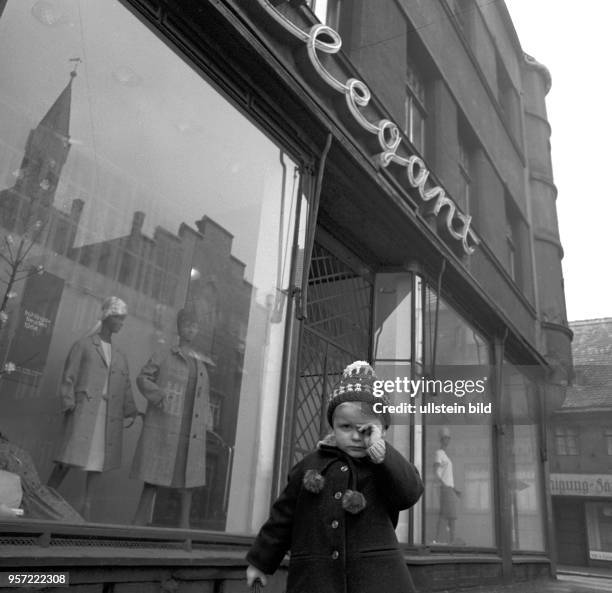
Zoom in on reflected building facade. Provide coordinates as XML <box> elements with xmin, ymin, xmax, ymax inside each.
<box><xmin>550</xmin><ymin>318</ymin><xmax>612</xmax><ymax>568</ymax></box>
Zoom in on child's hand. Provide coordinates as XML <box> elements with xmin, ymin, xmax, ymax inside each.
<box><xmin>359</xmin><ymin>423</ymin><xmax>386</xmax><ymax>463</ymax></box>
<box><xmin>358</xmin><ymin>423</ymin><xmax>384</xmax><ymax>448</ymax></box>
<box><xmin>246</xmin><ymin>565</ymin><xmax>267</xmax><ymax>588</ymax></box>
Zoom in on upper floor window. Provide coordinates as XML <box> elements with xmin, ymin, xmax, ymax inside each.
<box><xmin>605</xmin><ymin>429</ymin><xmax>612</xmax><ymax>456</ymax></box>
<box><xmin>308</xmin><ymin>0</ymin><xmax>341</xmax><ymax>29</ymax></box>
<box><xmin>504</xmin><ymin>194</ymin><xmax>523</xmax><ymax>287</ymax></box>
<box><xmin>447</xmin><ymin>0</ymin><xmax>473</xmax><ymax>39</ymax></box>
<box><xmin>404</xmin><ymin>57</ymin><xmax>426</xmax><ymax>154</ymax></box>
<box><xmin>506</xmin><ymin>221</ymin><xmax>516</xmax><ymax>280</ymax></box>
<box><xmin>555</xmin><ymin>426</ymin><xmax>579</xmax><ymax>456</ymax></box>
<box><xmin>496</xmin><ymin>53</ymin><xmax>521</xmax><ymax>143</ymax></box>
<box><xmin>457</xmin><ymin>119</ymin><xmax>475</xmax><ymax>215</ymax></box>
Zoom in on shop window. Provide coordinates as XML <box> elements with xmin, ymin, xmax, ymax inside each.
<box><xmin>0</xmin><ymin>0</ymin><xmax>306</xmax><ymax>534</ymax></box>
<box><xmin>555</xmin><ymin>426</ymin><xmax>580</xmax><ymax>456</ymax></box>
<box><xmin>373</xmin><ymin>275</ymin><xmax>494</xmax><ymax>547</ymax></box>
<box><xmin>373</xmin><ymin>272</ymin><xmax>423</xmax><ymax>543</ymax></box>
<box><xmin>422</xmin><ymin>288</ymin><xmax>494</xmax><ymax>548</ymax></box>
<box><xmin>404</xmin><ymin>57</ymin><xmax>427</xmax><ymax>155</ymax></box>
<box><xmin>586</xmin><ymin>502</ymin><xmax>612</xmax><ymax>561</ymax></box>
<box><xmin>503</xmin><ymin>363</ymin><xmax>545</xmax><ymax>551</ymax></box>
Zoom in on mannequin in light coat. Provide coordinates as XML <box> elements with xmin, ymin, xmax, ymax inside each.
<box><xmin>47</xmin><ymin>297</ymin><xmax>138</xmax><ymax>520</ymax></box>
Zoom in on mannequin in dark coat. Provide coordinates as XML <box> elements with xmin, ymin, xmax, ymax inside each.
<box><xmin>131</xmin><ymin>308</ymin><xmax>211</xmax><ymax>528</ymax></box>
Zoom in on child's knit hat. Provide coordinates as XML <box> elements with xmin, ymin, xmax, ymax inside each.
<box><xmin>326</xmin><ymin>361</ymin><xmax>391</xmax><ymax>427</ymax></box>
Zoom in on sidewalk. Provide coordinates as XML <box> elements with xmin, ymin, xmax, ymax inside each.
<box><xmin>429</xmin><ymin>574</ymin><xmax>612</xmax><ymax>593</ymax></box>
<box><xmin>557</xmin><ymin>564</ymin><xmax>612</xmax><ymax>580</ymax></box>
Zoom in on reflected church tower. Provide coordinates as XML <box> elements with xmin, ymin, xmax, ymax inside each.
<box><xmin>0</xmin><ymin>64</ymin><xmax>83</xmax><ymax>243</ymax></box>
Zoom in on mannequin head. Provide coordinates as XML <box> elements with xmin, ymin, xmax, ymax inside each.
<box><xmin>99</xmin><ymin>296</ymin><xmax>128</xmax><ymax>339</ymax></box>
<box><xmin>102</xmin><ymin>314</ymin><xmax>126</xmax><ymax>335</ymax></box>
<box><xmin>439</xmin><ymin>426</ymin><xmax>451</xmax><ymax>450</ymax></box>
<box><xmin>177</xmin><ymin>308</ymin><xmax>200</xmax><ymax>344</ymax></box>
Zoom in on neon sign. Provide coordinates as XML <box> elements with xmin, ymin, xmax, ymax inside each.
<box><xmin>254</xmin><ymin>0</ymin><xmax>480</xmax><ymax>254</ymax></box>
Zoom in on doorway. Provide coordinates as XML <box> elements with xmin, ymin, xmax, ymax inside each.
<box><xmin>290</xmin><ymin>235</ymin><xmax>373</xmax><ymax>464</ymax></box>
<box><xmin>553</xmin><ymin>498</ymin><xmax>588</xmax><ymax>566</ymax></box>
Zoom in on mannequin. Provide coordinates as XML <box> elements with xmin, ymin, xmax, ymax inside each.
<box><xmin>131</xmin><ymin>308</ymin><xmax>211</xmax><ymax>528</ymax></box>
<box><xmin>433</xmin><ymin>426</ymin><xmax>461</xmax><ymax>544</ymax></box>
<box><xmin>0</xmin><ymin>432</ymin><xmax>83</xmax><ymax>522</ymax></box>
<box><xmin>47</xmin><ymin>296</ymin><xmax>138</xmax><ymax>520</ymax></box>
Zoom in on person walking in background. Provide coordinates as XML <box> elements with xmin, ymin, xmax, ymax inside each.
<box><xmin>433</xmin><ymin>426</ymin><xmax>461</xmax><ymax>544</ymax></box>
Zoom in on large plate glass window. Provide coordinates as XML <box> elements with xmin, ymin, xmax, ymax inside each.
<box><xmin>0</xmin><ymin>0</ymin><xmax>305</xmax><ymax>533</ymax></box>
<box><xmin>422</xmin><ymin>288</ymin><xmax>494</xmax><ymax>548</ymax></box>
<box><xmin>372</xmin><ymin>271</ymin><xmax>423</xmax><ymax>543</ymax></box>
<box><xmin>502</xmin><ymin>362</ymin><xmax>545</xmax><ymax>551</ymax></box>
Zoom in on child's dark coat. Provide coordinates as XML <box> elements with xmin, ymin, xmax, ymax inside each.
<box><xmin>247</xmin><ymin>438</ymin><xmax>424</xmax><ymax>593</ymax></box>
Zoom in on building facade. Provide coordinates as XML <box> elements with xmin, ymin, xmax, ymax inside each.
<box><xmin>550</xmin><ymin>318</ymin><xmax>612</xmax><ymax>568</ymax></box>
<box><xmin>0</xmin><ymin>0</ymin><xmax>571</xmax><ymax>591</ymax></box>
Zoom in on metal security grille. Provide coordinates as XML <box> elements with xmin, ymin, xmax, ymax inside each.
<box><xmin>291</xmin><ymin>242</ymin><xmax>372</xmax><ymax>463</ymax></box>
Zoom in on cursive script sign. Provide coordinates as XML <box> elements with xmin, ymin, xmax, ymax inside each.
<box><xmin>253</xmin><ymin>0</ymin><xmax>480</xmax><ymax>254</ymax></box>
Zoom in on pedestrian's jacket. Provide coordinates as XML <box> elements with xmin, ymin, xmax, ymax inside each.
<box><xmin>247</xmin><ymin>435</ymin><xmax>424</xmax><ymax>593</ymax></box>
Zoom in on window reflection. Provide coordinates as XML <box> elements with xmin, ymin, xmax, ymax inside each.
<box><xmin>372</xmin><ymin>272</ymin><xmax>418</xmax><ymax>543</ymax></box>
<box><xmin>503</xmin><ymin>364</ymin><xmax>545</xmax><ymax>551</ymax></box>
<box><xmin>423</xmin><ymin>290</ymin><xmax>494</xmax><ymax>548</ymax></box>
<box><xmin>0</xmin><ymin>0</ymin><xmax>303</xmax><ymax>532</ymax></box>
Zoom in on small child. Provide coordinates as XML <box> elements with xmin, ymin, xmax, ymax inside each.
<box><xmin>246</xmin><ymin>361</ymin><xmax>424</xmax><ymax>593</ymax></box>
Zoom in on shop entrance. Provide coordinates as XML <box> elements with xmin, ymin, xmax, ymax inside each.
<box><xmin>290</xmin><ymin>236</ymin><xmax>373</xmax><ymax>464</ymax></box>
<box><xmin>553</xmin><ymin>498</ymin><xmax>588</xmax><ymax>565</ymax></box>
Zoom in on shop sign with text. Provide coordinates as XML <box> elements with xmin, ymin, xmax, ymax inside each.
<box><xmin>550</xmin><ymin>473</ymin><xmax>612</xmax><ymax>497</ymax></box>
<box><xmin>253</xmin><ymin>0</ymin><xmax>479</xmax><ymax>255</ymax></box>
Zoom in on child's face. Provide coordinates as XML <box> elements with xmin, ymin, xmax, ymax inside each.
<box><xmin>332</xmin><ymin>402</ymin><xmax>383</xmax><ymax>458</ymax></box>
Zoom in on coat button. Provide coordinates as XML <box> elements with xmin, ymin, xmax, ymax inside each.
<box><xmin>331</xmin><ymin>551</ymin><xmax>339</xmax><ymax>560</ymax></box>
<box><xmin>334</xmin><ymin>491</ymin><xmax>342</xmax><ymax>500</ymax></box>
<box><xmin>340</xmin><ymin>465</ymin><xmax>348</xmax><ymax>472</ymax></box>
<box><xmin>331</xmin><ymin>520</ymin><xmax>339</xmax><ymax>529</ymax></box>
